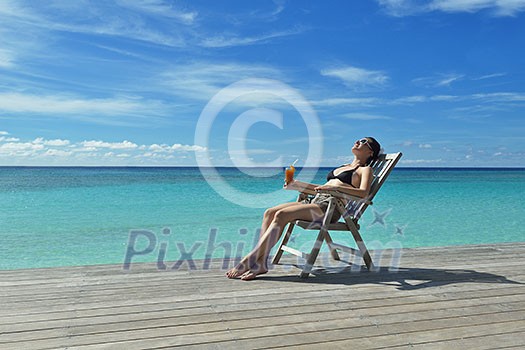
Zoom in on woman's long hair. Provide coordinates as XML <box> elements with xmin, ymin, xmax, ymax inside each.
<box><xmin>365</xmin><ymin>137</ymin><xmax>381</xmax><ymax>166</ymax></box>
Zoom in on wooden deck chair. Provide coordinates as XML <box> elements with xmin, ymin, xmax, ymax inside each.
<box><xmin>273</xmin><ymin>152</ymin><xmax>402</xmax><ymax>278</ymax></box>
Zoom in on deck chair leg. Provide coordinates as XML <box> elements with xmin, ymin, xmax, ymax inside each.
<box><xmin>300</xmin><ymin>228</ymin><xmax>326</xmax><ymax>278</ymax></box>
<box><xmin>300</xmin><ymin>199</ymin><xmax>337</xmax><ymax>278</ymax></box>
<box><xmin>272</xmin><ymin>223</ymin><xmax>295</xmax><ymax>264</ymax></box>
<box><xmin>324</xmin><ymin>232</ymin><xmax>340</xmax><ymax>261</ymax></box>
<box><xmin>347</xmin><ymin>223</ymin><xmax>374</xmax><ymax>271</ymax></box>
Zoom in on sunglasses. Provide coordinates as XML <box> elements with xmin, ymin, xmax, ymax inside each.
<box><xmin>356</xmin><ymin>138</ymin><xmax>373</xmax><ymax>151</ymax></box>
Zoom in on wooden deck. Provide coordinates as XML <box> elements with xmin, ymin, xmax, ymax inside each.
<box><xmin>1</xmin><ymin>242</ymin><xmax>524</xmax><ymax>349</ymax></box>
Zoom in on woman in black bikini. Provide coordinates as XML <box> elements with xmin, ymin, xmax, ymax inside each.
<box><xmin>226</xmin><ymin>137</ymin><xmax>382</xmax><ymax>280</ymax></box>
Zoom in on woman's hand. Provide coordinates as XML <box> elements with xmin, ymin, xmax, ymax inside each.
<box><xmin>283</xmin><ymin>179</ymin><xmax>295</xmax><ymax>188</ymax></box>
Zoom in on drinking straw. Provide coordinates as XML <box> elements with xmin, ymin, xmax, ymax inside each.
<box><xmin>292</xmin><ymin>159</ymin><xmax>299</xmax><ymax>167</ymax></box>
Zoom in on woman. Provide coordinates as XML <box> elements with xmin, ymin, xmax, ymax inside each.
<box><xmin>226</xmin><ymin>137</ymin><xmax>382</xmax><ymax>280</ymax></box>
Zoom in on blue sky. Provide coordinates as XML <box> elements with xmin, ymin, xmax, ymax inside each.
<box><xmin>0</xmin><ymin>0</ymin><xmax>524</xmax><ymax>167</ymax></box>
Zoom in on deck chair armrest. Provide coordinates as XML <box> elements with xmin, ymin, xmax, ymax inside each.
<box><xmin>283</xmin><ymin>180</ymin><xmax>318</xmax><ymax>196</ymax></box>
<box><xmin>315</xmin><ymin>189</ymin><xmax>373</xmax><ymax>205</ymax></box>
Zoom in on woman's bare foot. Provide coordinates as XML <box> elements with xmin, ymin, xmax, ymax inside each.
<box><xmin>225</xmin><ymin>264</ymin><xmax>250</xmax><ymax>279</ymax></box>
<box><xmin>240</xmin><ymin>267</ymin><xmax>268</xmax><ymax>281</ymax></box>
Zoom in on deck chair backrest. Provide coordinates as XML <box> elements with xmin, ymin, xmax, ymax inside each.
<box><xmin>344</xmin><ymin>152</ymin><xmax>402</xmax><ymax>221</ymax></box>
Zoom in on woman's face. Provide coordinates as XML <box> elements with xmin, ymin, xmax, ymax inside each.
<box><xmin>352</xmin><ymin>138</ymin><xmax>374</xmax><ymax>157</ymax></box>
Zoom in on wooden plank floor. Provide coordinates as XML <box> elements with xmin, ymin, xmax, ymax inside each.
<box><xmin>1</xmin><ymin>242</ymin><xmax>524</xmax><ymax>350</ymax></box>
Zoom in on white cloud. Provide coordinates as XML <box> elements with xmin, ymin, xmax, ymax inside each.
<box><xmin>81</xmin><ymin>140</ymin><xmax>138</xmax><ymax>150</ymax></box>
<box><xmin>149</xmin><ymin>143</ymin><xmax>207</xmax><ymax>152</ymax></box>
<box><xmin>116</xmin><ymin>153</ymin><xmax>131</xmax><ymax>158</ymax></box>
<box><xmin>392</xmin><ymin>96</ymin><xmax>428</xmax><ymax>104</ymax></box>
<box><xmin>138</xmin><ymin>152</ymin><xmax>176</xmax><ymax>160</ymax></box>
<box><xmin>312</xmin><ymin>97</ymin><xmax>381</xmax><ymax>107</ymax></box>
<box><xmin>0</xmin><ymin>133</ymin><xmax>207</xmax><ymax>165</ymax></box>
<box><xmin>0</xmin><ymin>0</ymin><xmax>298</xmax><ymax>58</ymax></box>
<box><xmin>0</xmin><ymin>49</ymin><xmax>15</xmax><ymax>68</ymax></box>
<box><xmin>0</xmin><ymin>142</ymin><xmax>44</xmax><ymax>152</ymax></box>
<box><xmin>314</xmin><ymin>90</ymin><xmax>525</xmax><ymax>111</ymax></box>
<box><xmin>430</xmin><ymin>95</ymin><xmax>461</xmax><ymax>101</ymax></box>
<box><xmin>0</xmin><ymin>136</ymin><xmax>19</xmax><ymax>142</ymax></box>
<box><xmin>471</xmin><ymin>92</ymin><xmax>525</xmax><ymax>102</ymax></box>
<box><xmin>392</xmin><ymin>94</ymin><xmax>461</xmax><ymax>104</ymax></box>
<box><xmin>33</xmin><ymin>137</ymin><xmax>70</xmax><ymax>146</ymax></box>
<box><xmin>401</xmin><ymin>158</ymin><xmax>444</xmax><ymax>164</ymax></box>
<box><xmin>116</xmin><ymin>0</ymin><xmax>198</xmax><ymax>25</ymax></box>
<box><xmin>46</xmin><ymin>139</ymin><xmax>70</xmax><ymax>146</ymax></box>
<box><xmin>0</xmin><ymin>0</ymin><xmax>191</xmax><ymax>49</ymax></box>
<box><xmin>377</xmin><ymin>0</ymin><xmax>423</xmax><ymax>16</ymax></box>
<box><xmin>44</xmin><ymin>149</ymin><xmax>72</xmax><ymax>157</ymax></box>
<box><xmin>341</xmin><ymin>113</ymin><xmax>392</xmax><ymax>120</ymax></box>
<box><xmin>0</xmin><ymin>131</ymin><xmax>9</xmax><ymax>135</ymax></box>
<box><xmin>399</xmin><ymin>141</ymin><xmax>434</xmax><ymax>149</ymax></box>
<box><xmin>239</xmin><ymin>2</ymin><xmax>286</xmax><ymax>23</ymax></box>
<box><xmin>149</xmin><ymin>144</ymin><xmax>168</xmax><ymax>152</ymax></box>
<box><xmin>171</xmin><ymin>143</ymin><xmax>207</xmax><ymax>152</ymax></box>
<box><xmin>473</xmin><ymin>73</ymin><xmax>507</xmax><ymax>80</ymax></box>
<box><xmin>0</xmin><ymin>93</ymin><xmax>169</xmax><ymax>124</ymax></box>
<box><xmin>392</xmin><ymin>92</ymin><xmax>525</xmax><ymax>106</ymax></box>
<box><xmin>0</xmin><ymin>93</ymin><xmax>139</xmax><ymax>114</ymax></box>
<box><xmin>412</xmin><ymin>73</ymin><xmax>464</xmax><ymax>88</ymax></box>
<box><xmin>430</xmin><ymin>0</ymin><xmax>525</xmax><ymax>16</ymax></box>
<box><xmin>74</xmin><ymin>147</ymin><xmax>98</xmax><ymax>152</ymax></box>
<box><xmin>229</xmin><ymin>148</ymin><xmax>275</xmax><ymax>156</ymax></box>
<box><xmin>200</xmin><ymin>28</ymin><xmax>304</xmax><ymax>48</ymax></box>
<box><xmin>437</xmin><ymin>74</ymin><xmax>464</xmax><ymax>87</ymax></box>
<box><xmin>159</xmin><ymin>62</ymin><xmax>282</xmax><ymax>101</ymax></box>
<box><xmin>321</xmin><ymin>66</ymin><xmax>389</xmax><ymax>88</ymax></box>
<box><xmin>0</xmin><ymin>0</ymin><xmax>46</xmax><ymax>20</ymax></box>
<box><xmin>378</xmin><ymin>0</ymin><xmax>525</xmax><ymax>17</ymax></box>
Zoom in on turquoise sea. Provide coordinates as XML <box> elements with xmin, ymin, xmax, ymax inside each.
<box><xmin>1</xmin><ymin>167</ymin><xmax>524</xmax><ymax>270</ymax></box>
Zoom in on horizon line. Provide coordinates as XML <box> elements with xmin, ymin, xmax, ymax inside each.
<box><xmin>1</xmin><ymin>165</ymin><xmax>524</xmax><ymax>170</ymax></box>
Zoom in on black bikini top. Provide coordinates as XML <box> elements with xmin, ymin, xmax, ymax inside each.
<box><xmin>326</xmin><ymin>166</ymin><xmax>358</xmax><ymax>188</ymax></box>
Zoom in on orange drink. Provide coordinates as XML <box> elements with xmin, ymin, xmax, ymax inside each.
<box><xmin>285</xmin><ymin>165</ymin><xmax>295</xmax><ymax>183</ymax></box>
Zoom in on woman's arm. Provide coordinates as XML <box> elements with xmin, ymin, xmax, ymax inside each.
<box><xmin>315</xmin><ymin>167</ymin><xmax>374</xmax><ymax>198</ymax></box>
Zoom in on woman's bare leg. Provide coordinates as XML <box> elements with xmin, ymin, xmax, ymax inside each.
<box><xmin>226</xmin><ymin>202</ymin><xmax>305</xmax><ymax>278</ymax></box>
<box><xmin>259</xmin><ymin>202</ymin><xmax>303</xmax><ymax>238</ymax></box>
<box><xmin>239</xmin><ymin>203</ymin><xmax>325</xmax><ymax>280</ymax></box>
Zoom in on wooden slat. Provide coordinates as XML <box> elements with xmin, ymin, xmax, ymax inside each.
<box><xmin>280</xmin><ymin>245</ymin><xmax>308</xmax><ymax>259</ymax></box>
